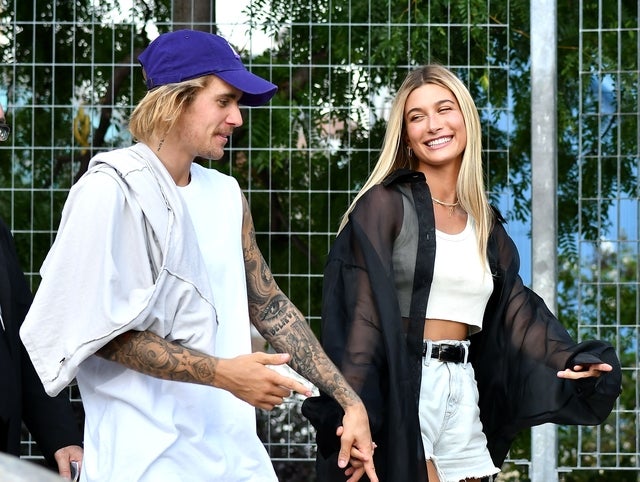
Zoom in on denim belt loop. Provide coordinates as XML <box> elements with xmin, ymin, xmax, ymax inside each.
<box><xmin>423</xmin><ymin>339</ymin><xmax>433</xmax><ymax>367</ymax></box>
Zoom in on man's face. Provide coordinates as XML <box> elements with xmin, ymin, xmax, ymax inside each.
<box><xmin>174</xmin><ymin>75</ymin><xmax>244</xmax><ymax>161</ymax></box>
<box><xmin>0</xmin><ymin>104</ymin><xmax>9</xmax><ymax>142</ymax></box>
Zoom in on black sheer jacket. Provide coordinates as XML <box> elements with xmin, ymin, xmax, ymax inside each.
<box><xmin>302</xmin><ymin>169</ymin><xmax>622</xmax><ymax>481</ymax></box>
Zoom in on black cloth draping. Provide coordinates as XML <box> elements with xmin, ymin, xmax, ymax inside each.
<box><xmin>0</xmin><ymin>217</ymin><xmax>82</xmax><ymax>467</ymax></box>
<box><xmin>302</xmin><ymin>169</ymin><xmax>621</xmax><ymax>481</ymax></box>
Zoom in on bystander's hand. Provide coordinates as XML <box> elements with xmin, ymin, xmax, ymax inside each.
<box><xmin>53</xmin><ymin>445</ymin><xmax>83</xmax><ymax>479</ymax></box>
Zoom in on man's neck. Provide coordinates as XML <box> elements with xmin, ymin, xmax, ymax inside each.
<box><xmin>150</xmin><ymin>141</ymin><xmax>193</xmax><ymax>186</ymax></box>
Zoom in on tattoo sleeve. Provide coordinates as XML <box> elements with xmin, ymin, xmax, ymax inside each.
<box><xmin>241</xmin><ymin>195</ymin><xmax>361</xmax><ymax>409</ymax></box>
<box><xmin>97</xmin><ymin>330</ymin><xmax>218</xmax><ymax>386</ymax></box>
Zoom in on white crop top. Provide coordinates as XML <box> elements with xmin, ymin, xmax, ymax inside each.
<box><xmin>425</xmin><ymin>216</ymin><xmax>493</xmax><ymax>335</ymax></box>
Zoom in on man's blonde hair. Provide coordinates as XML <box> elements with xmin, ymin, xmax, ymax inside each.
<box><xmin>128</xmin><ymin>76</ymin><xmax>210</xmax><ymax>143</ymax></box>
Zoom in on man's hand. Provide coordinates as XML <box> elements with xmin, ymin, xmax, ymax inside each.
<box><xmin>215</xmin><ymin>352</ymin><xmax>313</xmax><ymax>410</ymax></box>
<box><xmin>98</xmin><ymin>332</ymin><xmax>312</xmax><ymax>410</ymax></box>
<box><xmin>557</xmin><ymin>362</ymin><xmax>612</xmax><ymax>380</ymax></box>
<box><xmin>334</xmin><ymin>404</ymin><xmax>378</xmax><ymax>482</ymax></box>
<box><xmin>53</xmin><ymin>445</ymin><xmax>83</xmax><ymax>479</ymax></box>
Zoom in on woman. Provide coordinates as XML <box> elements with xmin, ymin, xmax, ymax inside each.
<box><xmin>302</xmin><ymin>65</ymin><xmax>621</xmax><ymax>481</ymax></box>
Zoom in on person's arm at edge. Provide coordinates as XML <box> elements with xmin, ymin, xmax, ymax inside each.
<box><xmin>240</xmin><ymin>195</ymin><xmax>377</xmax><ymax>482</ymax></box>
<box><xmin>3</xmin><ymin>216</ymin><xmax>84</xmax><ymax>478</ymax></box>
<box><xmin>22</xmin><ymin>345</ymin><xmax>84</xmax><ymax>476</ymax></box>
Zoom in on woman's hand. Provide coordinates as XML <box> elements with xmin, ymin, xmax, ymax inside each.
<box><xmin>557</xmin><ymin>362</ymin><xmax>612</xmax><ymax>380</ymax></box>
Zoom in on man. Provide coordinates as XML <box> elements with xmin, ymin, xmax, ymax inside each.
<box><xmin>0</xmin><ymin>104</ymin><xmax>83</xmax><ymax>478</ymax></box>
<box><xmin>20</xmin><ymin>30</ymin><xmax>376</xmax><ymax>481</ymax></box>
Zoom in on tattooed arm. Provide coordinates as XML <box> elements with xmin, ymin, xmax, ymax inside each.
<box><xmin>96</xmin><ymin>329</ymin><xmax>312</xmax><ymax>410</ymax></box>
<box><xmin>241</xmin><ymin>195</ymin><xmax>377</xmax><ymax>482</ymax></box>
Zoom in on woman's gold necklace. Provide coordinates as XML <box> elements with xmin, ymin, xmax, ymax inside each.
<box><xmin>431</xmin><ymin>197</ymin><xmax>459</xmax><ymax>217</ymax></box>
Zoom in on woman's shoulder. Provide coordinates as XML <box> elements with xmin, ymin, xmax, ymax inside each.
<box><xmin>348</xmin><ymin>177</ymin><xmax>411</xmax><ymax>240</ymax></box>
<box><xmin>357</xmin><ymin>169</ymin><xmax>423</xmax><ymax>203</ymax></box>
<box><xmin>381</xmin><ymin>168</ymin><xmax>426</xmax><ymax>187</ymax></box>
<box><xmin>488</xmin><ymin>206</ymin><xmax>512</xmax><ymax>238</ymax></box>
<box><xmin>356</xmin><ymin>181</ymin><xmax>404</xmax><ymax>213</ymax></box>
<box><xmin>487</xmin><ymin>207</ymin><xmax>521</xmax><ymax>271</ymax></box>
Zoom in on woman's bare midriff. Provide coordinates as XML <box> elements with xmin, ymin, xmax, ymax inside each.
<box><xmin>423</xmin><ymin>319</ymin><xmax>468</xmax><ymax>341</ymax></box>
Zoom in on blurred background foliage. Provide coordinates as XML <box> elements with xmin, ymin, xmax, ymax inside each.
<box><xmin>0</xmin><ymin>0</ymin><xmax>637</xmax><ymax>480</ymax></box>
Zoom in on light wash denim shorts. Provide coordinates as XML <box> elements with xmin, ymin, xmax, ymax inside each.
<box><xmin>418</xmin><ymin>340</ymin><xmax>500</xmax><ymax>482</ymax></box>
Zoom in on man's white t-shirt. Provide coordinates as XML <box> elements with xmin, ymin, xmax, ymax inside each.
<box><xmin>76</xmin><ymin>163</ymin><xmax>277</xmax><ymax>481</ymax></box>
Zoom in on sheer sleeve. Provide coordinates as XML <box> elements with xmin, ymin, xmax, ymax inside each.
<box><xmin>317</xmin><ymin>184</ymin><xmax>403</xmax><ymax>430</ymax></box>
<box><xmin>471</xmin><ymin>218</ymin><xmax>622</xmax><ymax>466</ymax></box>
<box><xmin>302</xmin><ymin>179</ymin><xmax>428</xmax><ymax>482</ymax></box>
<box><xmin>491</xmin><ymin>221</ymin><xmax>577</xmax><ymax>368</ymax></box>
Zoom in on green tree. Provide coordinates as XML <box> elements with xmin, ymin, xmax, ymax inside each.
<box><xmin>243</xmin><ymin>0</ymin><xmax>637</xmax><ymax>477</ymax></box>
<box><xmin>555</xmin><ymin>240</ymin><xmax>637</xmax><ymax>480</ymax></box>
<box><xmin>0</xmin><ymin>0</ymin><xmax>636</xmax><ymax>478</ymax></box>
<box><xmin>0</xmin><ymin>0</ymin><xmax>173</xmax><ymax>287</ymax></box>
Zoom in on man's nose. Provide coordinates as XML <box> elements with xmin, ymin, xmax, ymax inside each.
<box><xmin>228</xmin><ymin>104</ymin><xmax>243</xmax><ymax>127</ymax></box>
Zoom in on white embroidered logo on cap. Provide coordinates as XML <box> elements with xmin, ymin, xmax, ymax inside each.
<box><xmin>225</xmin><ymin>40</ymin><xmax>241</xmax><ymax>60</ymax></box>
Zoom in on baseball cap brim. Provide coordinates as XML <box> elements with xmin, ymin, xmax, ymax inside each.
<box><xmin>216</xmin><ymin>69</ymin><xmax>278</xmax><ymax>107</ymax></box>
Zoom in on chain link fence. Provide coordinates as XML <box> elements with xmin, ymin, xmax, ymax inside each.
<box><xmin>0</xmin><ymin>0</ymin><xmax>637</xmax><ymax>480</ymax></box>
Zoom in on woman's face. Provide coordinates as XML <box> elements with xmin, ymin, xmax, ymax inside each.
<box><xmin>403</xmin><ymin>83</ymin><xmax>467</xmax><ymax>171</ymax></box>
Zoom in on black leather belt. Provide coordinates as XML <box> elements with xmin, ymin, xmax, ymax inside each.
<box><xmin>422</xmin><ymin>342</ymin><xmax>467</xmax><ymax>363</ymax></box>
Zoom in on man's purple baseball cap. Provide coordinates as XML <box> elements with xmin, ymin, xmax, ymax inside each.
<box><xmin>138</xmin><ymin>29</ymin><xmax>277</xmax><ymax>106</ymax></box>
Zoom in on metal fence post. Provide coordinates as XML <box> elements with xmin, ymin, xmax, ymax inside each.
<box><xmin>530</xmin><ymin>0</ymin><xmax>559</xmax><ymax>481</ymax></box>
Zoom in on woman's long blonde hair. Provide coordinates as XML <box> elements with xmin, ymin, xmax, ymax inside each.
<box><xmin>128</xmin><ymin>76</ymin><xmax>210</xmax><ymax>144</ymax></box>
<box><xmin>339</xmin><ymin>65</ymin><xmax>493</xmax><ymax>258</ymax></box>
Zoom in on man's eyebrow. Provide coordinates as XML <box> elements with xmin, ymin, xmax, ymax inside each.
<box><xmin>218</xmin><ymin>91</ymin><xmax>241</xmax><ymax>100</ymax></box>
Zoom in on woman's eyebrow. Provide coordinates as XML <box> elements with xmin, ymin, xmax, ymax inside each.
<box><xmin>406</xmin><ymin>99</ymin><xmax>455</xmax><ymax>115</ymax></box>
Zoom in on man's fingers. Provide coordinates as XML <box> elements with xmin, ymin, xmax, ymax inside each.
<box><xmin>256</xmin><ymin>352</ymin><xmax>313</xmax><ymax>397</ymax></box>
<box><xmin>287</xmin><ymin>378</ymin><xmax>313</xmax><ymax>397</ymax></box>
<box><xmin>268</xmin><ymin>375</ymin><xmax>311</xmax><ymax>398</ymax></box>
<box><xmin>259</xmin><ymin>395</ymin><xmax>288</xmax><ymax>411</ymax></box>
<box><xmin>337</xmin><ymin>438</ymin><xmax>352</xmax><ymax>469</ymax></box>
<box><xmin>256</xmin><ymin>351</ymin><xmax>291</xmax><ymax>366</ymax></box>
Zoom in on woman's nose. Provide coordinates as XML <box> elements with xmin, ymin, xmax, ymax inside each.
<box><xmin>426</xmin><ymin>114</ymin><xmax>442</xmax><ymax>132</ymax></box>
